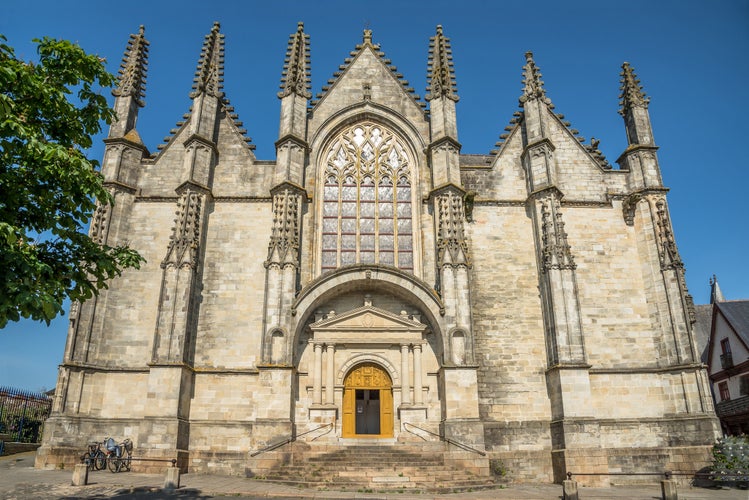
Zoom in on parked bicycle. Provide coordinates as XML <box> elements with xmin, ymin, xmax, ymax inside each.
<box><xmin>104</xmin><ymin>437</ymin><xmax>133</xmax><ymax>473</ymax></box>
<box><xmin>81</xmin><ymin>440</ymin><xmax>106</xmax><ymax>471</ymax></box>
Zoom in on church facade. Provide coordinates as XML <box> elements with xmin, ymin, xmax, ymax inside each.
<box><xmin>36</xmin><ymin>22</ymin><xmax>720</xmax><ymax>482</ymax></box>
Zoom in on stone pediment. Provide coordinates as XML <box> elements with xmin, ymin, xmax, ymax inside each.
<box><xmin>310</xmin><ymin>305</ymin><xmax>425</xmax><ymax>344</ymax></box>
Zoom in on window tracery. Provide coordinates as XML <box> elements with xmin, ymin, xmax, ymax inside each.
<box><xmin>322</xmin><ymin>123</ymin><xmax>413</xmax><ymax>272</ymax></box>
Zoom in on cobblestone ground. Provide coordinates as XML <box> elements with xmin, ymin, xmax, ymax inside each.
<box><xmin>2</xmin><ymin>452</ymin><xmax>749</xmax><ymax>500</ymax></box>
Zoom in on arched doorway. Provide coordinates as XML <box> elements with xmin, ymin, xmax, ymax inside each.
<box><xmin>342</xmin><ymin>363</ymin><xmax>393</xmax><ymax>438</ymax></box>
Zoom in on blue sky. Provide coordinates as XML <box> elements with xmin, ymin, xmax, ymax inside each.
<box><xmin>1</xmin><ymin>0</ymin><xmax>747</xmax><ymax>391</ymax></box>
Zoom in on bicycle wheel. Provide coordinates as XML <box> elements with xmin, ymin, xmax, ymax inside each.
<box><xmin>94</xmin><ymin>450</ymin><xmax>107</xmax><ymax>470</ymax></box>
<box><xmin>108</xmin><ymin>456</ymin><xmax>121</xmax><ymax>473</ymax></box>
<box><xmin>122</xmin><ymin>454</ymin><xmax>131</xmax><ymax>472</ymax></box>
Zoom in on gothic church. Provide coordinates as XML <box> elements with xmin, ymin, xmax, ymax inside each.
<box><xmin>37</xmin><ymin>22</ymin><xmax>720</xmax><ymax>483</ymax></box>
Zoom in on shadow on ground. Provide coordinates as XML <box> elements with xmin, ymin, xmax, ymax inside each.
<box><xmin>60</xmin><ymin>487</ymin><xmax>213</xmax><ymax>500</ymax></box>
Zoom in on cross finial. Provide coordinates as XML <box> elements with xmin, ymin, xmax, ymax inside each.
<box><xmin>363</xmin><ymin>28</ymin><xmax>373</xmax><ymax>45</ymax></box>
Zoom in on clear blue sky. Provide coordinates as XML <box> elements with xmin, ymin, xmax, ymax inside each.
<box><xmin>1</xmin><ymin>0</ymin><xmax>747</xmax><ymax>391</ymax></box>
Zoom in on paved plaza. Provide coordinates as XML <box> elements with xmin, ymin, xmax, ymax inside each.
<box><xmin>1</xmin><ymin>452</ymin><xmax>748</xmax><ymax>500</ymax></box>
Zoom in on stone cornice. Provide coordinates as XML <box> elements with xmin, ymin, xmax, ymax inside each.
<box><xmin>102</xmin><ymin>180</ymin><xmax>138</xmax><ymax>195</ymax></box>
<box><xmin>590</xmin><ymin>362</ymin><xmax>704</xmax><ymax>375</ymax></box>
<box><xmin>615</xmin><ymin>143</ymin><xmax>659</xmax><ymax>166</ymax></box>
<box><xmin>427</xmin><ymin>135</ymin><xmax>462</xmax><ymax>154</ymax></box>
<box><xmin>103</xmin><ymin>136</ymin><xmax>150</xmax><ymax>154</ymax></box>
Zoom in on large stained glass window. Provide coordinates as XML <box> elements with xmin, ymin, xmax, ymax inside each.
<box><xmin>321</xmin><ymin>123</ymin><xmax>413</xmax><ymax>272</ymax></box>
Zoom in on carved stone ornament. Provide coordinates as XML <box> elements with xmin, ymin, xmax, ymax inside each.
<box><xmin>436</xmin><ymin>190</ymin><xmax>470</xmax><ymax>268</ymax></box>
<box><xmin>162</xmin><ymin>188</ymin><xmax>204</xmax><ymax>269</ymax></box>
<box><xmin>622</xmin><ymin>193</ymin><xmax>641</xmax><ymax>226</ymax></box>
<box><xmin>653</xmin><ymin>198</ymin><xmax>683</xmax><ymax>270</ymax></box>
<box><xmin>540</xmin><ymin>198</ymin><xmax>576</xmax><ymax>272</ymax></box>
<box><xmin>89</xmin><ymin>197</ymin><xmax>112</xmax><ymax>246</ymax></box>
<box><xmin>265</xmin><ymin>187</ymin><xmax>301</xmax><ymax>268</ymax></box>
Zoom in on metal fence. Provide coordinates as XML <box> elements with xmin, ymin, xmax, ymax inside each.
<box><xmin>0</xmin><ymin>387</ymin><xmax>52</xmax><ymax>443</ymax></box>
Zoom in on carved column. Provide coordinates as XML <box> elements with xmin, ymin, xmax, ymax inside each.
<box><xmin>312</xmin><ymin>342</ymin><xmax>323</xmax><ymax>405</ymax></box>
<box><xmin>413</xmin><ymin>343</ymin><xmax>423</xmax><ymax>405</ymax></box>
<box><xmin>401</xmin><ymin>344</ymin><xmax>411</xmax><ymax>405</ymax></box>
<box><xmin>151</xmin><ymin>186</ymin><xmax>207</xmax><ymax>364</ymax></box>
<box><xmin>261</xmin><ymin>183</ymin><xmax>304</xmax><ymax>364</ymax></box>
<box><xmin>325</xmin><ymin>344</ymin><xmax>335</xmax><ymax>405</ymax></box>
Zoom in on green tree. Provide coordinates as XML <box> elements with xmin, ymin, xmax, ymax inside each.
<box><xmin>0</xmin><ymin>35</ymin><xmax>144</xmax><ymax>328</ymax></box>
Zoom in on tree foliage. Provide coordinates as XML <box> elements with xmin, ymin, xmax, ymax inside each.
<box><xmin>0</xmin><ymin>35</ymin><xmax>144</xmax><ymax>328</ymax></box>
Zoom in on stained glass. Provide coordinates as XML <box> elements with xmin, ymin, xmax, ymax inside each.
<box><xmin>322</xmin><ymin>251</ymin><xmax>337</xmax><ymax>268</ymax></box>
<box><xmin>398</xmin><ymin>236</ymin><xmax>412</xmax><ymax>251</ymax></box>
<box><xmin>360</xmin><ymin>218</ymin><xmax>375</xmax><ymax>233</ymax></box>
<box><xmin>341</xmin><ymin>234</ymin><xmax>357</xmax><ymax>250</ymax></box>
<box><xmin>398</xmin><ymin>252</ymin><xmax>413</xmax><ymax>268</ymax></box>
<box><xmin>341</xmin><ymin>218</ymin><xmax>356</xmax><ymax>233</ymax></box>
<box><xmin>397</xmin><ymin>219</ymin><xmax>412</xmax><ymax>234</ymax></box>
<box><xmin>322</xmin><ymin>234</ymin><xmax>337</xmax><ymax>250</ymax></box>
<box><xmin>360</xmin><ymin>184</ymin><xmax>375</xmax><ymax>200</ymax></box>
<box><xmin>361</xmin><ymin>234</ymin><xmax>375</xmax><ymax>250</ymax></box>
<box><xmin>322</xmin><ymin>122</ymin><xmax>415</xmax><ymax>273</ymax></box>
<box><xmin>341</xmin><ymin>251</ymin><xmax>356</xmax><ymax>265</ymax></box>
<box><xmin>324</xmin><ymin>186</ymin><xmax>338</xmax><ymax>201</ymax></box>
<box><xmin>341</xmin><ymin>202</ymin><xmax>356</xmax><ymax>217</ymax></box>
<box><xmin>323</xmin><ymin>202</ymin><xmax>338</xmax><ymax>216</ymax></box>
<box><xmin>379</xmin><ymin>251</ymin><xmax>394</xmax><ymax>265</ymax></box>
<box><xmin>360</xmin><ymin>202</ymin><xmax>375</xmax><ymax>217</ymax></box>
<box><xmin>323</xmin><ymin>218</ymin><xmax>338</xmax><ymax>233</ymax></box>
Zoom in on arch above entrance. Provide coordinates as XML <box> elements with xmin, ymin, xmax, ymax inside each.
<box><xmin>292</xmin><ymin>265</ymin><xmax>445</xmax><ymax>341</ymax></box>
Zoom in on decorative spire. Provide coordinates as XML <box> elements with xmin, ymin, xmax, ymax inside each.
<box><xmin>519</xmin><ymin>51</ymin><xmax>548</xmax><ymax>104</ymax></box>
<box><xmin>191</xmin><ymin>22</ymin><xmax>224</xmax><ymax>98</ymax></box>
<box><xmin>278</xmin><ymin>22</ymin><xmax>311</xmax><ymax>99</ymax></box>
<box><xmin>618</xmin><ymin>62</ymin><xmax>650</xmax><ymax>116</ymax></box>
<box><xmin>112</xmin><ymin>25</ymin><xmax>149</xmax><ymax>106</ymax></box>
<box><xmin>710</xmin><ymin>275</ymin><xmax>726</xmax><ymax>304</ymax></box>
<box><xmin>426</xmin><ymin>25</ymin><xmax>458</xmax><ymax>102</ymax></box>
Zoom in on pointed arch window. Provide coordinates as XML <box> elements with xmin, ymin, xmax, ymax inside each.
<box><xmin>321</xmin><ymin>123</ymin><xmax>413</xmax><ymax>272</ymax></box>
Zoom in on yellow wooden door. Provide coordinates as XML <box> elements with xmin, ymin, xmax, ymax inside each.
<box><xmin>341</xmin><ymin>363</ymin><xmax>393</xmax><ymax>438</ymax></box>
<box><xmin>342</xmin><ymin>387</ymin><xmax>356</xmax><ymax>437</ymax></box>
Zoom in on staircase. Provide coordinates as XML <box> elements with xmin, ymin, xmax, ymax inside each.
<box><xmin>254</xmin><ymin>441</ymin><xmax>499</xmax><ymax>493</ymax></box>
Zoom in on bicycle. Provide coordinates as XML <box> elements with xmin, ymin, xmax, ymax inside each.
<box><xmin>105</xmin><ymin>437</ymin><xmax>133</xmax><ymax>473</ymax></box>
<box><xmin>81</xmin><ymin>441</ymin><xmax>107</xmax><ymax>471</ymax></box>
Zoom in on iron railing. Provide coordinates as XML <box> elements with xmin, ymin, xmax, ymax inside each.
<box><xmin>0</xmin><ymin>386</ymin><xmax>52</xmax><ymax>443</ymax></box>
<box><xmin>403</xmin><ymin>422</ymin><xmax>486</xmax><ymax>456</ymax></box>
<box><xmin>250</xmin><ymin>422</ymin><xmax>333</xmax><ymax>457</ymax></box>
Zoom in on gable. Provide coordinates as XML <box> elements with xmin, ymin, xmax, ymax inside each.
<box><xmin>310</xmin><ymin>305</ymin><xmax>426</xmax><ymax>344</ymax></box>
<box><xmin>309</xmin><ymin>47</ymin><xmax>428</xmax><ymax>137</ymax></box>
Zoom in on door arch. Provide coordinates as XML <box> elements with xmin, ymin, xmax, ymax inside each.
<box><xmin>342</xmin><ymin>363</ymin><xmax>393</xmax><ymax>438</ymax></box>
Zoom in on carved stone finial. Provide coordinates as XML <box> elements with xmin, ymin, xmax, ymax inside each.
<box><xmin>191</xmin><ymin>21</ymin><xmax>225</xmax><ymax>99</ymax></box>
<box><xmin>426</xmin><ymin>24</ymin><xmax>458</xmax><ymax>102</ymax></box>
<box><xmin>278</xmin><ymin>21</ymin><xmax>312</xmax><ymax>99</ymax></box>
<box><xmin>618</xmin><ymin>62</ymin><xmax>650</xmax><ymax>116</ymax></box>
<box><xmin>519</xmin><ymin>51</ymin><xmax>548</xmax><ymax>105</ymax></box>
<box><xmin>363</xmin><ymin>29</ymin><xmax>373</xmax><ymax>45</ymax></box>
<box><xmin>112</xmin><ymin>25</ymin><xmax>150</xmax><ymax>106</ymax></box>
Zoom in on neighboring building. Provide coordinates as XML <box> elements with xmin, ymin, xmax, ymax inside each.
<box><xmin>36</xmin><ymin>23</ymin><xmax>720</xmax><ymax>483</ymax></box>
<box><xmin>705</xmin><ymin>278</ymin><xmax>749</xmax><ymax>435</ymax></box>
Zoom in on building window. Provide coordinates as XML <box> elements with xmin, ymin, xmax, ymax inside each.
<box><xmin>719</xmin><ymin>381</ymin><xmax>730</xmax><ymax>402</ymax></box>
<box><xmin>321</xmin><ymin>123</ymin><xmax>413</xmax><ymax>272</ymax></box>
<box><xmin>720</xmin><ymin>338</ymin><xmax>734</xmax><ymax>369</ymax></box>
<box><xmin>740</xmin><ymin>375</ymin><xmax>749</xmax><ymax>397</ymax></box>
